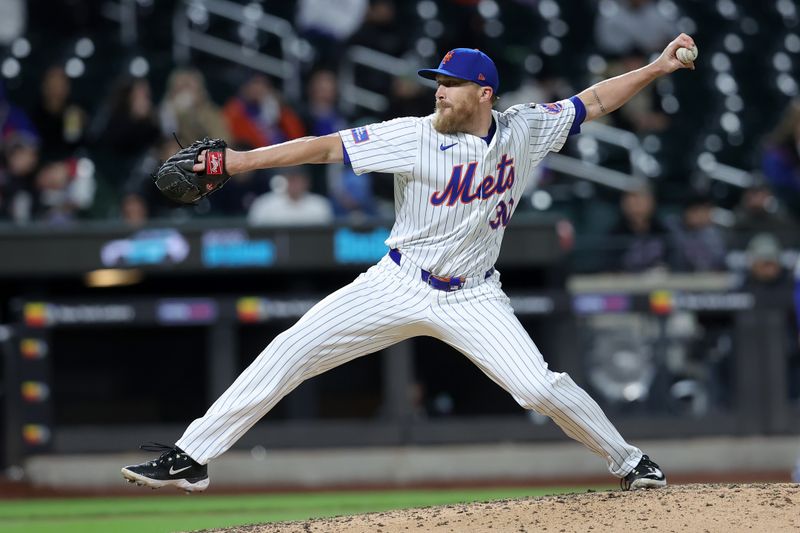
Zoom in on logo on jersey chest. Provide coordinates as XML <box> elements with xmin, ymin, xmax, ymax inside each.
<box><xmin>430</xmin><ymin>154</ymin><xmax>515</xmax><ymax>206</ymax></box>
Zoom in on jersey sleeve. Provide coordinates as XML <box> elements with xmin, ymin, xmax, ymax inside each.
<box><xmin>518</xmin><ymin>99</ymin><xmax>578</xmax><ymax>154</ymax></box>
<box><xmin>338</xmin><ymin>117</ymin><xmax>418</xmax><ymax>175</ymax></box>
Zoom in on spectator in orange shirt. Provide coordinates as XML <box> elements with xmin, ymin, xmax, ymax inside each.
<box><xmin>223</xmin><ymin>73</ymin><xmax>306</xmax><ymax>149</ymax></box>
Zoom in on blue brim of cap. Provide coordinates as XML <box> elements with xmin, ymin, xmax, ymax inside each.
<box><xmin>418</xmin><ymin>68</ymin><xmax>469</xmax><ymax>83</ymax></box>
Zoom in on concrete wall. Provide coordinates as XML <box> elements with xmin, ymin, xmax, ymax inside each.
<box><xmin>21</xmin><ymin>436</ymin><xmax>800</xmax><ymax>489</ymax></box>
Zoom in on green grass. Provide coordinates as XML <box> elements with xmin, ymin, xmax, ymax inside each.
<box><xmin>0</xmin><ymin>486</ymin><xmax>606</xmax><ymax>533</ymax></box>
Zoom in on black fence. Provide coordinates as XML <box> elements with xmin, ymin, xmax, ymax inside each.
<box><xmin>2</xmin><ymin>284</ymin><xmax>798</xmax><ymax>467</ymax></box>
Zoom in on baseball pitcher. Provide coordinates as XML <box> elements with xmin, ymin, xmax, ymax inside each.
<box><xmin>125</xmin><ymin>33</ymin><xmax>699</xmax><ymax>493</ymax></box>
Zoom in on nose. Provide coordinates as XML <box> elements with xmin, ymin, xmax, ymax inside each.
<box><xmin>435</xmin><ymin>84</ymin><xmax>446</xmax><ymax>100</ymax></box>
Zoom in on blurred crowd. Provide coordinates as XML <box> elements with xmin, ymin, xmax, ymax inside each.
<box><xmin>0</xmin><ymin>0</ymin><xmax>799</xmax><ymax>280</ymax></box>
<box><xmin>0</xmin><ymin>0</ymin><xmax>430</xmax><ymax>228</ymax></box>
<box><xmin>604</xmin><ymin>177</ymin><xmax>796</xmax><ymax>283</ymax></box>
<box><xmin>0</xmin><ymin>63</ymin><xmax>384</xmax><ymax>227</ymax></box>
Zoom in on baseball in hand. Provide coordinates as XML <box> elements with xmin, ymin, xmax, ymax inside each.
<box><xmin>676</xmin><ymin>45</ymin><xmax>698</xmax><ymax>64</ymax></box>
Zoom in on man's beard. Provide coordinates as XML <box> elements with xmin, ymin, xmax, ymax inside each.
<box><xmin>432</xmin><ymin>99</ymin><xmax>477</xmax><ymax>134</ymax></box>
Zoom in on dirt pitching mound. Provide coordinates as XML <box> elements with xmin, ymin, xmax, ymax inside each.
<box><xmin>200</xmin><ymin>483</ymin><xmax>800</xmax><ymax>533</ymax></box>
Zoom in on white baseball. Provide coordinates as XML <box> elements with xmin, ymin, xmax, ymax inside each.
<box><xmin>676</xmin><ymin>45</ymin><xmax>698</xmax><ymax>64</ymax></box>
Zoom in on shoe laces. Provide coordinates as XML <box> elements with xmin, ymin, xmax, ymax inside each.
<box><xmin>139</xmin><ymin>442</ymin><xmax>184</xmax><ymax>467</ymax></box>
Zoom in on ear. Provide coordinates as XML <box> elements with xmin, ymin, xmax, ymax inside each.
<box><xmin>478</xmin><ymin>86</ymin><xmax>494</xmax><ymax>103</ymax></box>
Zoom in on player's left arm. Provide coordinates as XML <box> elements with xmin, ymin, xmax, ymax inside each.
<box><xmin>577</xmin><ymin>33</ymin><xmax>696</xmax><ymax>122</ymax></box>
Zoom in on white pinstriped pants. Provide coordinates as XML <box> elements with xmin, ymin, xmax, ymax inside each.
<box><xmin>176</xmin><ymin>254</ymin><xmax>643</xmax><ymax>477</ymax></box>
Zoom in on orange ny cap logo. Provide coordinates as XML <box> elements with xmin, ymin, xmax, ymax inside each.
<box><xmin>442</xmin><ymin>50</ymin><xmax>455</xmax><ymax>64</ymax></box>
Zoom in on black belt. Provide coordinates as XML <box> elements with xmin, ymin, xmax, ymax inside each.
<box><xmin>389</xmin><ymin>248</ymin><xmax>493</xmax><ymax>292</ymax></box>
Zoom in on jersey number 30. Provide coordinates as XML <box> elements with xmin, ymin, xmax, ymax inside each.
<box><xmin>489</xmin><ymin>198</ymin><xmax>514</xmax><ymax>229</ymax></box>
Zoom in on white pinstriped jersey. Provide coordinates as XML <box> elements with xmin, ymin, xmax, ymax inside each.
<box><xmin>339</xmin><ymin>99</ymin><xmax>577</xmax><ymax>278</ymax></box>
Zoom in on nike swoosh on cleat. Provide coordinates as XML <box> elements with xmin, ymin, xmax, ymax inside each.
<box><xmin>169</xmin><ymin>465</ymin><xmax>193</xmax><ymax>475</ymax></box>
<box><xmin>439</xmin><ymin>142</ymin><xmax>457</xmax><ymax>151</ymax></box>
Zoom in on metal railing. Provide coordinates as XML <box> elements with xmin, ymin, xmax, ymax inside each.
<box><xmin>101</xmin><ymin>0</ymin><xmax>139</xmax><ymax>46</ymax></box>
<box><xmin>339</xmin><ymin>46</ymin><xmax>419</xmax><ymax>115</ymax></box>
<box><xmin>696</xmin><ymin>152</ymin><xmax>753</xmax><ymax>188</ymax></box>
<box><xmin>551</xmin><ymin>121</ymin><xmax>752</xmax><ymax>195</ymax></box>
<box><xmin>172</xmin><ymin>0</ymin><xmax>302</xmax><ymax>97</ymax></box>
<box><xmin>545</xmin><ymin>152</ymin><xmax>646</xmax><ymax>192</ymax></box>
<box><xmin>580</xmin><ymin>121</ymin><xmax>662</xmax><ymax>179</ymax></box>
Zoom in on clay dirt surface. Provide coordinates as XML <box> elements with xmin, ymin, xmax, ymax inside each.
<box><xmin>195</xmin><ymin>483</ymin><xmax>800</xmax><ymax>533</ymax></box>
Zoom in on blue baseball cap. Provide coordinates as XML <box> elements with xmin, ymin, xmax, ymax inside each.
<box><xmin>418</xmin><ymin>48</ymin><xmax>499</xmax><ymax>93</ymax></box>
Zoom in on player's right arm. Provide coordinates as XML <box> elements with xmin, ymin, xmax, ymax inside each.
<box><xmin>520</xmin><ymin>33</ymin><xmax>696</xmax><ymax>155</ymax></box>
<box><xmin>577</xmin><ymin>33</ymin><xmax>696</xmax><ymax>122</ymax></box>
<box><xmin>194</xmin><ymin>134</ymin><xmax>343</xmax><ymax>175</ymax></box>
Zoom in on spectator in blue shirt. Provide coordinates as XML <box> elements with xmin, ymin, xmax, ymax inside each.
<box><xmin>762</xmin><ymin>98</ymin><xmax>800</xmax><ymax>215</ymax></box>
<box><xmin>0</xmin><ymin>80</ymin><xmax>38</xmax><ymax>142</ymax></box>
<box><xmin>667</xmin><ymin>192</ymin><xmax>727</xmax><ymax>272</ymax></box>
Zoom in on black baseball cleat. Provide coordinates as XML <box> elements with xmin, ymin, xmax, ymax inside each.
<box><xmin>121</xmin><ymin>442</ymin><xmax>209</xmax><ymax>493</ymax></box>
<box><xmin>620</xmin><ymin>454</ymin><xmax>667</xmax><ymax>490</ymax></box>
